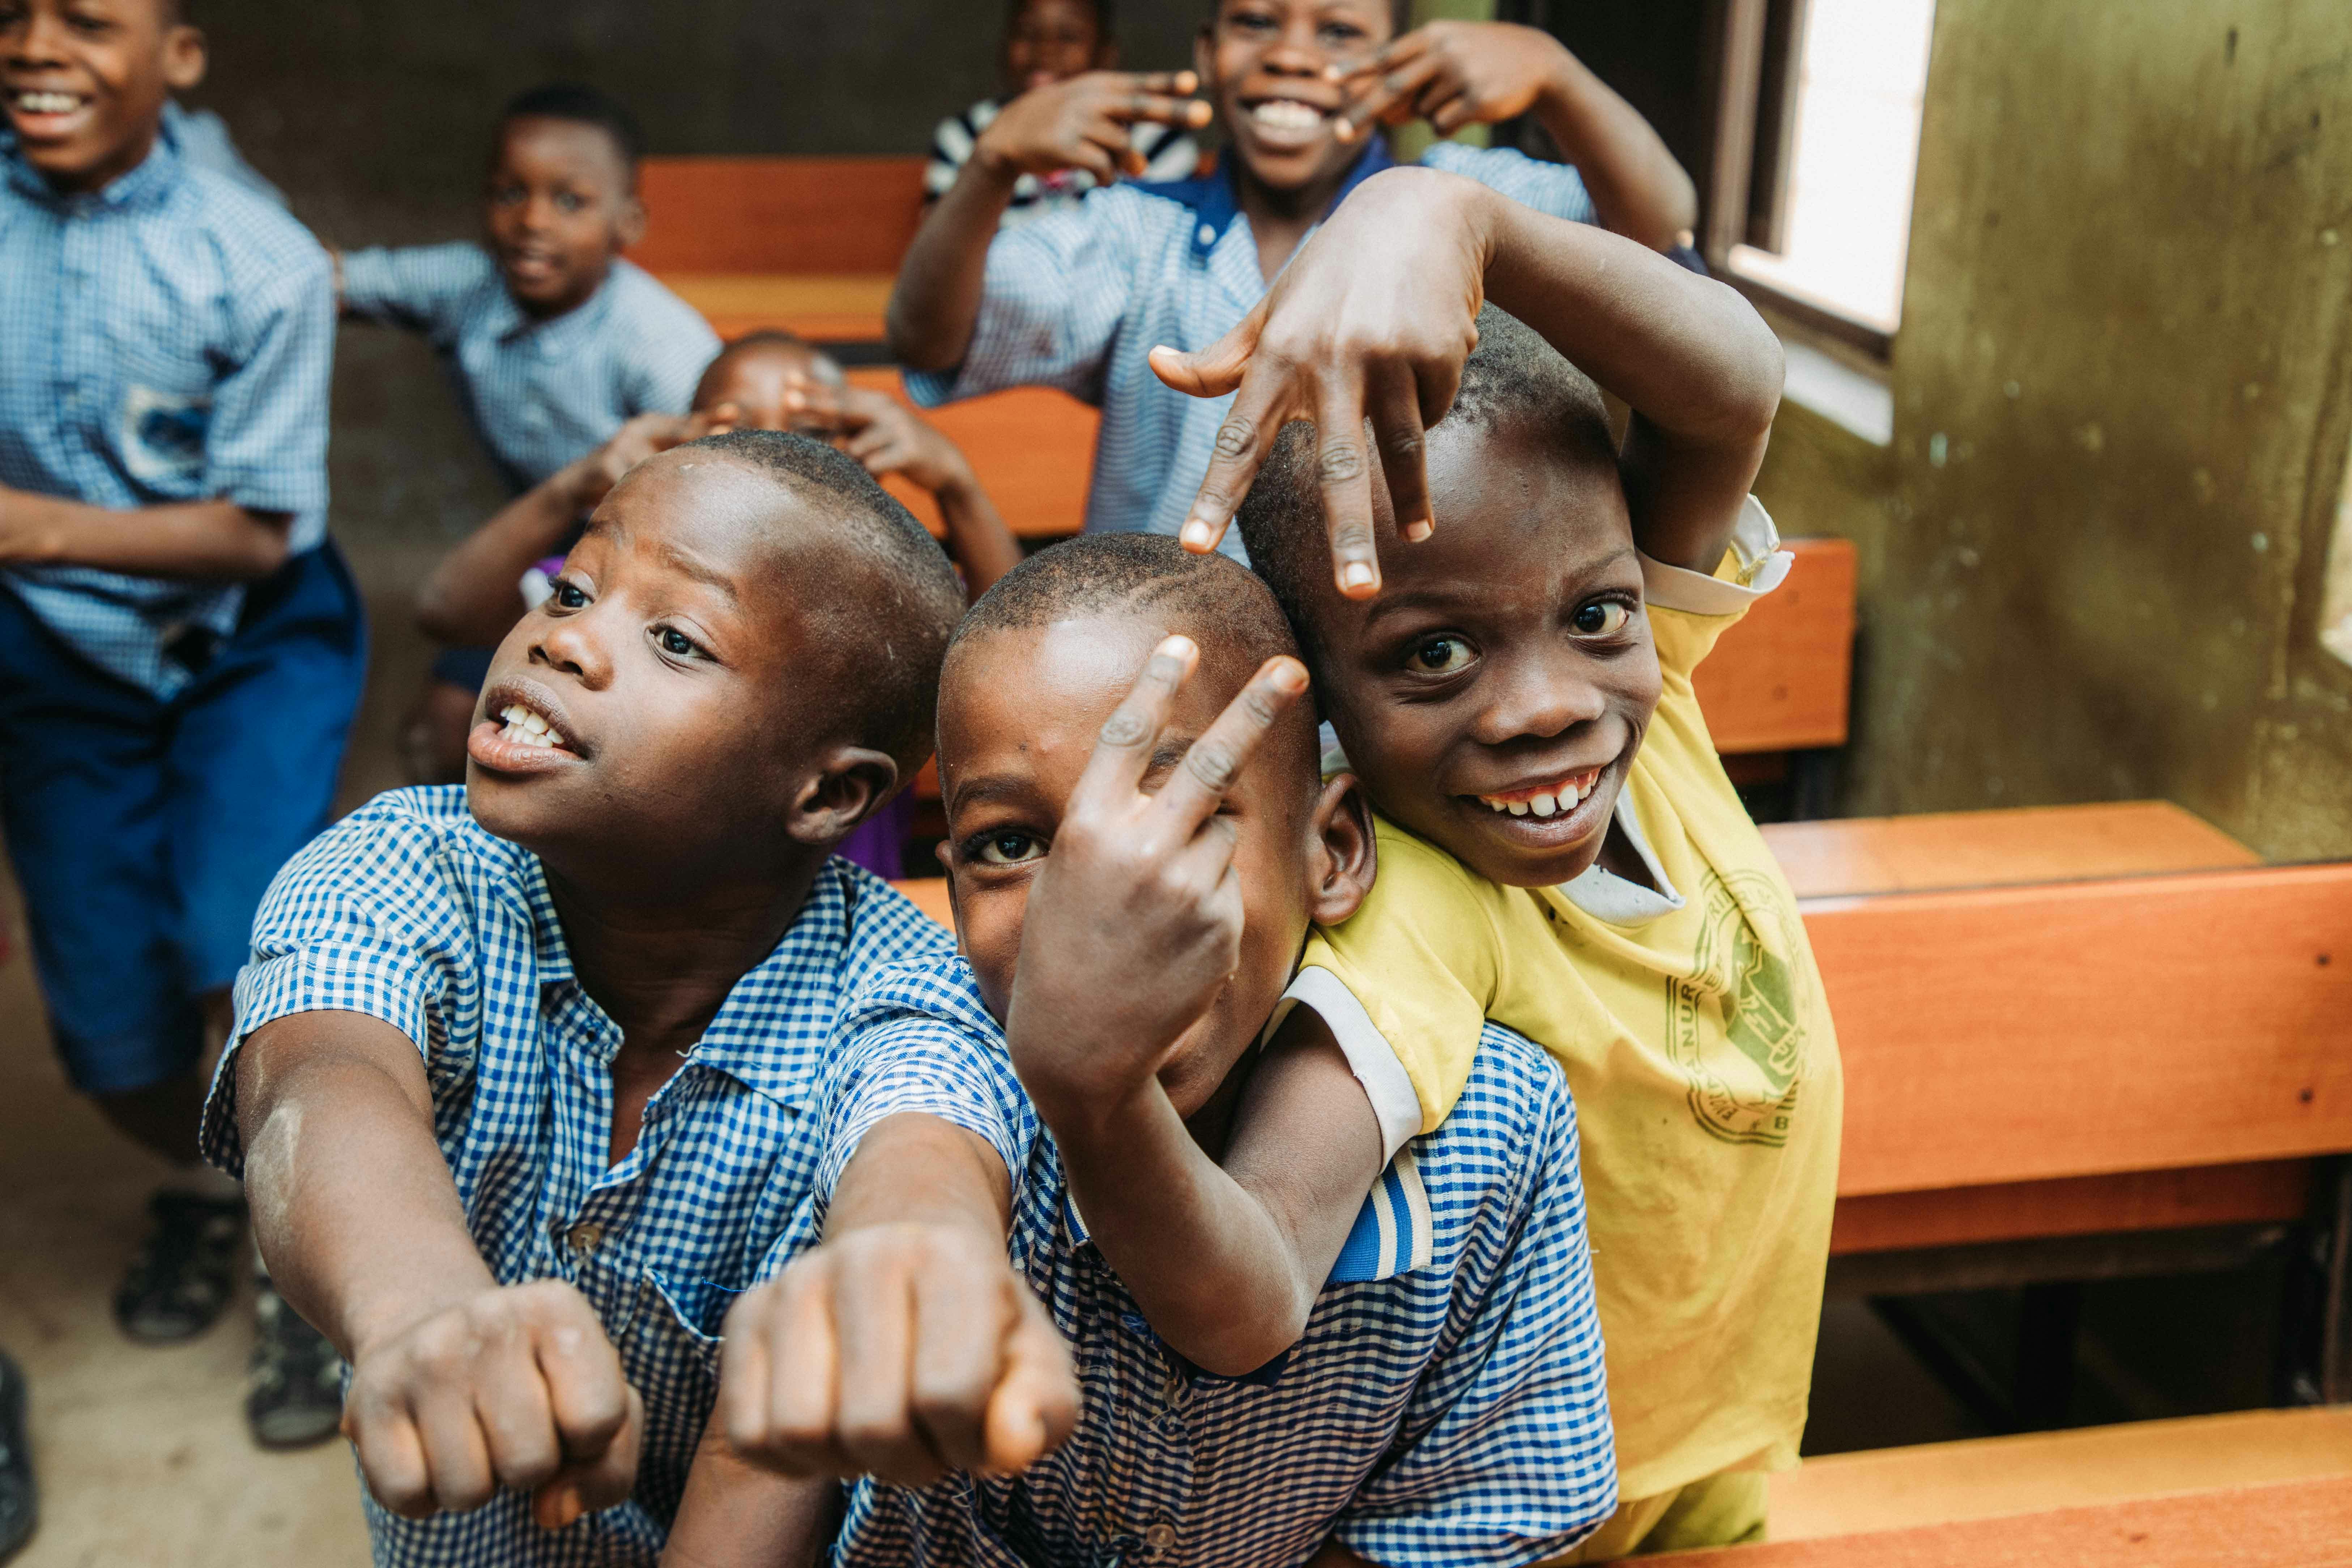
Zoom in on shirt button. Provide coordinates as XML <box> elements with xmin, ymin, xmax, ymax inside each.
<box><xmin>1145</xmin><ymin>1522</ymin><xmax>1178</xmax><ymax>1551</ymax></box>
<box><xmin>568</xmin><ymin>1222</ymin><xmax>604</xmax><ymax>1254</ymax></box>
<box><xmin>1196</xmin><ymin>224</ymin><xmax>1216</xmax><ymax>247</ymax></box>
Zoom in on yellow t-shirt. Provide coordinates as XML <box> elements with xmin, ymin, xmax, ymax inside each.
<box><xmin>1301</xmin><ymin>506</ymin><xmax>1842</xmax><ymax>1503</ymax></box>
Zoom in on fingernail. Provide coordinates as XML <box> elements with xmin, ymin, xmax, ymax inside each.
<box><xmin>1155</xmin><ymin>634</ymin><xmax>1198</xmax><ymax>664</ymax></box>
<box><xmin>1341</xmin><ymin>562</ymin><xmax>1376</xmax><ymax>591</ymax></box>
<box><xmin>1404</xmin><ymin>518</ymin><xmax>1433</xmax><ymax>542</ymax></box>
<box><xmin>1180</xmin><ymin>519</ymin><xmax>1214</xmax><ymax>550</ymax></box>
<box><xmin>1270</xmin><ymin>660</ymin><xmax>1309</xmax><ymax>694</ymax></box>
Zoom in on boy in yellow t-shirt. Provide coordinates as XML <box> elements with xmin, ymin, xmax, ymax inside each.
<box><xmin>1149</xmin><ymin>165</ymin><xmax>1843</xmax><ymax>1557</ymax></box>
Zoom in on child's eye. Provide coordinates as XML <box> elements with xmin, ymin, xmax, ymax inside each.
<box><xmin>549</xmin><ymin>580</ymin><xmax>588</xmax><ymax>610</ymax></box>
<box><xmin>554</xmin><ymin>191</ymin><xmax>585</xmax><ymax>214</ymax></box>
<box><xmin>1409</xmin><ymin>635</ymin><xmax>1475</xmax><ymax>675</ymax></box>
<box><xmin>969</xmin><ymin>830</ymin><xmax>1045</xmax><ymax>868</ymax></box>
<box><xmin>654</xmin><ymin>627</ymin><xmax>703</xmax><ymax>659</ymax></box>
<box><xmin>1571</xmin><ymin>601</ymin><xmax>1633</xmax><ymax>638</ymax></box>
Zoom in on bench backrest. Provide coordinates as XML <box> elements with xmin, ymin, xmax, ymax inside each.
<box><xmin>631</xmin><ymin>156</ymin><xmax>928</xmax><ymax>274</ymax></box>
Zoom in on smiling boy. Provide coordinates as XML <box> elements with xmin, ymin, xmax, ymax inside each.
<box><xmin>1148</xmin><ymin>167</ymin><xmax>1841</xmax><ymax>1556</ymax></box>
<box><xmin>201</xmin><ymin>432</ymin><xmax>965</xmax><ymax>1565</ymax></box>
<box><xmin>706</xmin><ymin>534</ymin><xmax>1618</xmax><ymax>1568</ymax></box>
<box><xmin>890</xmin><ymin>0</ymin><xmax>1693</xmax><ymax>557</ymax></box>
<box><xmin>0</xmin><ymin>0</ymin><xmax>361</xmax><ymax>1444</ymax></box>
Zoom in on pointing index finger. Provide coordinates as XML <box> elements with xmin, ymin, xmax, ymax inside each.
<box><xmin>1149</xmin><ymin>655</ymin><xmax>1309</xmax><ymax>833</ymax></box>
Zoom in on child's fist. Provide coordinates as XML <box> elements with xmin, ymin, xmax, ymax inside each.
<box><xmin>1329</xmin><ymin>21</ymin><xmax>1572</xmax><ymax>142</ymax></box>
<box><xmin>973</xmin><ymin>70</ymin><xmax>1210</xmax><ymax>186</ymax></box>
<box><xmin>341</xmin><ymin>1279</ymin><xmax>644</xmax><ymax>1529</ymax></box>
<box><xmin>719</xmin><ymin>1223</ymin><xmax>1078</xmax><ymax>1488</ymax></box>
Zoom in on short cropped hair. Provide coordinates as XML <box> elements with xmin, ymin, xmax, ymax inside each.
<box><xmin>687</xmin><ymin>429</ymin><xmax>964</xmax><ymax>774</ymax></box>
<box><xmin>498</xmin><ymin>82</ymin><xmax>645</xmax><ymax>178</ymax></box>
<box><xmin>712</xmin><ymin>329</ymin><xmax>847</xmax><ymax>389</ymax></box>
<box><xmin>1236</xmin><ymin>304</ymin><xmax>1616</xmax><ymax>660</ymax></box>
<box><xmin>1013</xmin><ymin>0</ymin><xmax>1112</xmax><ymax>30</ymax></box>
<box><xmin>952</xmin><ymin>532</ymin><xmax>1299</xmax><ymax>678</ymax></box>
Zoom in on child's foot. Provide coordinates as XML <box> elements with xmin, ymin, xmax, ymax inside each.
<box><xmin>245</xmin><ymin>1279</ymin><xmax>345</xmax><ymax>1449</ymax></box>
<box><xmin>112</xmin><ymin>1192</ymin><xmax>245</xmax><ymax>1343</ymax></box>
<box><xmin>0</xmin><ymin>1349</ymin><xmax>34</xmax><ymax>1563</ymax></box>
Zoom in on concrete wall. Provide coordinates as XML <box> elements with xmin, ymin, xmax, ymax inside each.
<box><xmin>179</xmin><ymin>1</ymin><xmax>1207</xmax><ymax>802</ymax></box>
<box><xmin>1752</xmin><ymin>0</ymin><xmax>2352</xmax><ymax>857</ymax></box>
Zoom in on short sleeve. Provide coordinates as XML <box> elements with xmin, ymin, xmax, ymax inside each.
<box><xmin>205</xmin><ymin>241</ymin><xmax>333</xmax><ymax>550</ymax></box>
<box><xmin>814</xmin><ymin>1001</ymin><xmax>1037</xmax><ymax>1211</ymax></box>
<box><xmin>901</xmin><ymin>199</ymin><xmax>1138</xmax><ymax>409</ymax></box>
<box><xmin>925</xmin><ymin>108</ymin><xmax>977</xmax><ymax>199</ymax></box>
<box><xmin>1294</xmin><ymin>824</ymin><xmax>1505</xmax><ymax>1137</ymax></box>
<box><xmin>1334</xmin><ymin>1036</ymin><xmax>1616</xmax><ymax>1565</ymax></box>
<box><xmin>200</xmin><ymin>810</ymin><xmax>476</xmax><ymax>1178</ymax></box>
<box><xmin>1418</xmin><ymin>142</ymin><xmax>1598</xmax><ymax>227</ymax></box>
<box><xmin>614</xmin><ymin>274</ymin><xmax>722</xmax><ymax>418</ymax></box>
<box><xmin>1642</xmin><ymin>494</ymin><xmax>1791</xmax><ymax>679</ymax></box>
<box><xmin>338</xmin><ymin>243</ymin><xmax>493</xmax><ymax>342</ymax></box>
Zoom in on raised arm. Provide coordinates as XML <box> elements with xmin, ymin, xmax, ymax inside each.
<box><xmin>1152</xmin><ymin>165</ymin><xmax>1780</xmax><ymax>589</ymax></box>
<box><xmin>1001</xmin><ymin>641</ymin><xmax>1383</xmax><ymax>1375</ymax></box>
<box><xmin>1330</xmin><ymin>22</ymin><xmax>1697</xmax><ymax>249</ymax></box>
<box><xmin>887</xmin><ymin>71</ymin><xmax>1207</xmax><ymax>372</ymax></box>
<box><xmin>237</xmin><ymin>1010</ymin><xmax>641</xmax><ymax>1529</ymax></box>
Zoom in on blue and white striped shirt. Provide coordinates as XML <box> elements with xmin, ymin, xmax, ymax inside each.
<box><xmin>201</xmin><ymin>786</ymin><xmax>953</xmax><ymax>1567</ymax></box>
<box><xmin>339</xmin><ymin>244</ymin><xmax>719</xmax><ymax>493</ymax></box>
<box><xmin>0</xmin><ymin>119</ymin><xmax>333</xmax><ymax>697</ymax></box>
<box><xmin>904</xmin><ymin>140</ymin><xmax>1598</xmax><ymax>556</ymax></box>
<box><xmin>812</xmin><ymin>954</ymin><xmax>1618</xmax><ymax>1568</ymax></box>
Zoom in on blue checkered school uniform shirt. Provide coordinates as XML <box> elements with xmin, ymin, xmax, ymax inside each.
<box><xmin>810</xmin><ymin>954</ymin><xmax>1618</xmax><ymax>1568</ymax></box>
<box><xmin>200</xmin><ymin>785</ymin><xmax>953</xmax><ymax>1567</ymax></box>
<box><xmin>340</xmin><ymin>244</ymin><xmax>720</xmax><ymax>494</ymax></box>
<box><xmin>904</xmin><ymin>140</ymin><xmax>1597</xmax><ymax>557</ymax></box>
<box><xmin>0</xmin><ymin>120</ymin><xmax>333</xmax><ymax>698</ymax></box>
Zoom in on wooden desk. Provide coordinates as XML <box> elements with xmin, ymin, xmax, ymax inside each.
<box><xmin>1767</xmin><ymin>1407</ymin><xmax>2352</xmax><ymax>1543</ymax></box>
<box><xmin>661</xmin><ymin>272</ymin><xmax>896</xmax><ymax>344</ymax></box>
<box><xmin>1671</xmin><ymin>1475</ymin><xmax>2352</xmax><ymax>1565</ymax></box>
<box><xmin>1764</xmin><ymin>800</ymin><xmax>2259</xmax><ymax>901</ymax></box>
<box><xmin>632</xmin><ymin>156</ymin><xmax>924</xmax><ymax>275</ymax></box>
<box><xmin>842</xmin><ymin>371</ymin><xmax>1096</xmax><ymax>541</ymax></box>
<box><xmin>1697</xmin><ymin>537</ymin><xmax>1857</xmax><ymax>755</ymax></box>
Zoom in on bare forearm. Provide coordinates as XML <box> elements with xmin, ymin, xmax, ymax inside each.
<box><xmin>886</xmin><ymin>158</ymin><xmax>1018</xmax><ymax>372</ymax></box>
<box><xmin>933</xmin><ymin>476</ymin><xmax>1023</xmax><ymax>601</ymax></box>
<box><xmin>664</xmin><ymin>1430</ymin><xmax>838</xmax><ymax>1568</ymax></box>
<box><xmin>238</xmin><ymin>1031</ymin><xmax>496</xmax><ymax>1360</ymax></box>
<box><xmin>830</xmin><ymin>1113</ymin><xmax>1014</xmax><ymax>1240</ymax></box>
<box><xmin>1533</xmin><ymin>54</ymin><xmax>1697</xmax><ymax>250</ymax></box>
<box><xmin>0</xmin><ymin>490</ymin><xmax>291</xmax><ymax>580</ymax></box>
<box><xmin>417</xmin><ymin>468</ymin><xmax>586</xmax><ymax>645</ymax></box>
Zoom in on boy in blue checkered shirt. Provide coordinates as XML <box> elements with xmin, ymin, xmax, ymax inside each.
<box><xmin>890</xmin><ymin>0</ymin><xmax>1696</xmax><ymax>557</ymax></box>
<box><xmin>202</xmin><ymin>432</ymin><xmax>966</xmax><ymax>1566</ymax></box>
<box><xmin>335</xmin><ymin>81</ymin><xmax>719</xmax><ymax>777</ymax></box>
<box><xmin>690</xmin><ymin>536</ymin><xmax>1616</xmax><ymax>1568</ymax></box>
<box><xmin>0</xmin><ymin>0</ymin><xmax>361</xmax><ymax>1427</ymax></box>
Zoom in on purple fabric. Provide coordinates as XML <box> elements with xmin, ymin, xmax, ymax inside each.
<box><xmin>835</xmin><ymin>793</ymin><xmax>915</xmax><ymax>880</ymax></box>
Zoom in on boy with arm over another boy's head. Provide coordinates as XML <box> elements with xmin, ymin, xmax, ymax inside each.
<box><xmin>203</xmin><ymin>432</ymin><xmax>966</xmax><ymax>1565</ymax></box>
<box><xmin>890</xmin><ymin>0</ymin><xmax>1694</xmax><ymax>557</ymax></box>
<box><xmin>1146</xmin><ymin>165</ymin><xmax>1841</xmax><ymax>1556</ymax></box>
<box><xmin>0</xmin><ymin>0</ymin><xmax>363</xmax><ymax>1440</ymax></box>
<box><xmin>707</xmin><ymin>535</ymin><xmax>1618</xmax><ymax>1568</ymax></box>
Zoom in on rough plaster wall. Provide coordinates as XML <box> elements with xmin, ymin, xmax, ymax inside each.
<box><xmin>1752</xmin><ymin>0</ymin><xmax>2352</xmax><ymax>856</ymax></box>
<box><xmin>178</xmin><ymin>1</ymin><xmax>1207</xmax><ymax>803</ymax></box>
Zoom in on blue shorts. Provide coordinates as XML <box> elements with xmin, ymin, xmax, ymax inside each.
<box><xmin>0</xmin><ymin>545</ymin><xmax>367</xmax><ymax>1095</ymax></box>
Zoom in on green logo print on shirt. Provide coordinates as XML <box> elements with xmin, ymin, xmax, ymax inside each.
<box><xmin>1670</xmin><ymin>869</ymin><xmax>1809</xmax><ymax>1146</ymax></box>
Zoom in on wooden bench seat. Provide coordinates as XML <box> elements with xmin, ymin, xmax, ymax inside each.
<box><xmin>1763</xmin><ymin>1407</ymin><xmax>2352</xmax><ymax>1544</ymax></box>
<box><xmin>1697</xmin><ymin>537</ymin><xmax>1856</xmax><ymax>756</ymax></box>
<box><xmin>1762</xmin><ymin>800</ymin><xmax>2259</xmax><ymax>902</ymax></box>
<box><xmin>632</xmin><ymin>156</ymin><xmax>925</xmax><ymax>277</ymax></box>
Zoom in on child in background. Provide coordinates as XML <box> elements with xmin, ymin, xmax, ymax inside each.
<box><xmin>405</xmin><ymin>332</ymin><xmax>1023</xmax><ymax>832</ymax></box>
<box><xmin>697</xmin><ymin>535</ymin><xmax>1616</xmax><ymax>1568</ymax></box>
<box><xmin>204</xmin><ymin>432</ymin><xmax>966</xmax><ymax>1566</ymax></box>
<box><xmin>336</xmin><ymin>80</ymin><xmax>719</xmax><ymax>769</ymax></box>
<box><xmin>890</xmin><ymin>0</ymin><xmax>1695</xmax><ymax>557</ymax></box>
<box><xmin>925</xmin><ymin>0</ymin><xmax>1200</xmax><ymax>231</ymax></box>
<box><xmin>1158</xmin><ymin>166</ymin><xmax>1838</xmax><ymax>1556</ymax></box>
<box><xmin>0</xmin><ymin>0</ymin><xmax>361</xmax><ymax>1447</ymax></box>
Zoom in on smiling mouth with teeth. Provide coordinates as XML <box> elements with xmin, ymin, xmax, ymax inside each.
<box><xmin>496</xmin><ymin>703</ymin><xmax>567</xmax><ymax>749</ymax></box>
<box><xmin>9</xmin><ymin>90</ymin><xmax>87</xmax><ymax>117</ymax></box>
<box><xmin>1248</xmin><ymin>99</ymin><xmax>1328</xmax><ymax>132</ymax></box>
<box><xmin>1475</xmin><ymin>767</ymin><xmax>1604</xmax><ymax>820</ymax></box>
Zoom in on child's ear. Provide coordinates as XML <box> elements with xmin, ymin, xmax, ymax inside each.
<box><xmin>786</xmin><ymin>746</ymin><xmax>899</xmax><ymax>848</ymax></box>
<box><xmin>163</xmin><ymin>25</ymin><xmax>208</xmax><ymax>92</ymax></box>
<box><xmin>613</xmin><ymin>193</ymin><xmax>648</xmax><ymax>253</ymax></box>
<box><xmin>1305</xmin><ymin>772</ymin><xmax>1376</xmax><ymax>926</ymax></box>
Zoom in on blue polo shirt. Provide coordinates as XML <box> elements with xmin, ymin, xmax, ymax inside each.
<box><xmin>0</xmin><ymin>119</ymin><xmax>333</xmax><ymax>697</ymax></box>
<box><xmin>904</xmin><ymin>140</ymin><xmax>1599</xmax><ymax>557</ymax></box>
<box><xmin>810</xmin><ymin>953</ymin><xmax>1619</xmax><ymax>1568</ymax></box>
<box><xmin>339</xmin><ymin>244</ymin><xmax>719</xmax><ymax>494</ymax></box>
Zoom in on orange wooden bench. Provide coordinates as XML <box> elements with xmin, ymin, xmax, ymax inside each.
<box><xmin>1699</xmin><ymin>537</ymin><xmax>1856</xmax><ymax>757</ymax></box>
<box><xmin>842</xmin><ymin>369</ymin><xmax>1097</xmax><ymax>542</ymax></box>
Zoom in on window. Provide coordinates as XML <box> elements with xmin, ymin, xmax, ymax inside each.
<box><xmin>1725</xmin><ymin>0</ymin><xmax>1938</xmax><ymax>337</ymax></box>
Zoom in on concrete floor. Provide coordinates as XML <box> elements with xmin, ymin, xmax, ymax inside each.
<box><xmin>0</xmin><ymin>916</ymin><xmax>369</xmax><ymax>1568</ymax></box>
